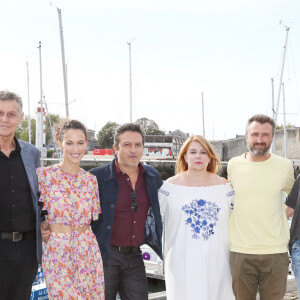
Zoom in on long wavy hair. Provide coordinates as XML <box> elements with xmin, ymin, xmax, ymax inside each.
<box><xmin>175</xmin><ymin>135</ymin><xmax>221</xmax><ymax>174</ymax></box>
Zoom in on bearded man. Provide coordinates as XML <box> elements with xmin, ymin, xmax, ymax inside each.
<box><xmin>228</xmin><ymin>114</ymin><xmax>294</xmax><ymax>300</ymax></box>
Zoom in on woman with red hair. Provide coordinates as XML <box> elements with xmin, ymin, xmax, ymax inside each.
<box><xmin>159</xmin><ymin>135</ymin><xmax>234</xmax><ymax>300</ymax></box>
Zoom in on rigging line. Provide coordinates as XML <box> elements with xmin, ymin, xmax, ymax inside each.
<box><xmin>117</xmin><ymin>73</ymin><xmax>127</xmax><ymax>123</ymax></box>
<box><xmin>42</xmin><ymin>94</ymin><xmax>55</xmax><ymax>145</ymax></box>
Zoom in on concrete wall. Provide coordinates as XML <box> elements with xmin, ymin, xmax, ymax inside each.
<box><xmin>274</xmin><ymin>128</ymin><xmax>300</xmax><ymax>159</ymax></box>
<box><xmin>211</xmin><ymin>137</ymin><xmax>247</xmax><ymax>161</ymax></box>
<box><xmin>218</xmin><ymin>127</ymin><xmax>300</xmax><ymax>161</ymax></box>
<box><xmin>210</xmin><ymin>141</ymin><xmax>224</xmax><ymax>161</ymax></box>
<box><xmin>222</xmin><ymin>137</ymin><xmax>247</xmax><ymax>161</ymax></box>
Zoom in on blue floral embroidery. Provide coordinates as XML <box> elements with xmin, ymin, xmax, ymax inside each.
<box><xmin>226</xmin><ymin>190</ymin><xmax>235</xmax><ymax>210</ymax></box>
<box><xmin>159</xmin><ymin>188</ymin><xmax>169</xmax><ymax>197</ymax></box>
<box><xmin>181</xmin><ymin>199</ymin><xmax>220</xmax><ymax>240</ymax></box>
<box><xmin>226</xmin><ymin>190</ymin><xmax>235</xmax><ymax>197</ymax></box>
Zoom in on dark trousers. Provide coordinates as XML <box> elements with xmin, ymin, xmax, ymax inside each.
<box><xmin>104</xmin><ymin>246</ymin><xmax>148</xmax><ymax>300</ymax></box>
<box><xmin>0</xmin><ymin>239</ymin><xmax>38</xmax><ymax>300</ymax></box>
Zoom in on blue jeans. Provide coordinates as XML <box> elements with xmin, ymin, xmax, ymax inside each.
<box><xmin>292</xmin><ymin>240</ymin><xmax>300</xmax><ymax>294</ymax></box>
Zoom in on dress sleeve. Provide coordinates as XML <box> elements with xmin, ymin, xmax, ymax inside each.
<box><xmin>90</xmin><ymin>175</ymin><xmax>101</xmax><ymax>221</ymax></box>
<box><xmin>36</xmin><ymin>167</ymin><xmax>49</xmax><ymax>212</ymax></box>
<box><xmin>158</xmin><ymin>182</ymin><xmax>169</xmax><ymax>215</ymax></box>
<box><xmin>226</xmin><ymin>183</ymin><xmax>235</xmax><ymax>213</ymax></box>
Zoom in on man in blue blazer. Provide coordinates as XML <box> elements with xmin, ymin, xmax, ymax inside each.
<box><xmin>0</xmin><ymin>90</ymin><xmax>42</xmax><ymax>300</ymax></box>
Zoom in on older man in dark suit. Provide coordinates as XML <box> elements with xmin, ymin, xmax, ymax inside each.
<box><xmin>0</xmin><ymin>90</ymin><xmax>42</xmax><ymax>300</ymax></box>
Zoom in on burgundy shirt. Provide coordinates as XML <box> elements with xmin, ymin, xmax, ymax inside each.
<box><xmin>110</xmin><ymin>159</ymin><xmax>150</xmax><ymax>247</ymax></box>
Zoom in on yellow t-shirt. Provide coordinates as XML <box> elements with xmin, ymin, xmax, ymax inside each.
<box><xmin>228</xmin><ymin>153</ymin><xmax>294</xmax><ymax>254</ymax></box>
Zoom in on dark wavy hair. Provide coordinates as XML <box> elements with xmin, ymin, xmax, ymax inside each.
<box><xmin>55</xmin><ymin>119</ymin><xmax>87</xmax><ymax>143</ymax></box>
<box><xmin>114</xmin><ymin>123</ymin><xmax>145</xmax><ymax>146</ymax></box>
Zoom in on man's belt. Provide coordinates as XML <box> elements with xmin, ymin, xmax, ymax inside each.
<box><xmin>0</xmin><ymin>231</ymin><xmax>36</xmax><ymax>242</ymax></box>
<box><xmin>111</xmin><ymin>245</ymin><xmax>140</xmax><ymax>253</ymax></box>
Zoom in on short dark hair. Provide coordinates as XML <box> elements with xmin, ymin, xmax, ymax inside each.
<box><xmin>114</xmin><ymin>123</ymin><xmax>145</xmax><ymax>146</ymax></box>
<box><xmin>246</xmin><ymin>114</ymin><xmax>275</xmax><ymax>135</ymax></box>
<box><xmin>0</xmin><ymin>90</ymin><xmax>23</xmax><ymax>113</ymax></box>
<box><xmin>55</xmin><ymin>119</ymin><xmax>87</xmax><ymax>143</ymax></box>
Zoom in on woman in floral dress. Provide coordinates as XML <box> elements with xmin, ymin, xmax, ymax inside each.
<box><xmin>37</xmin><ymin>119</ymin><xmax>104</xmax><ymax>299</ymax></box>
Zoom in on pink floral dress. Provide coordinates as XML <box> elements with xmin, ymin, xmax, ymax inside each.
<box><xmin>37</xmin><ymin>164</ymin><xmax>105</xmax><ymax>300</ymax></box>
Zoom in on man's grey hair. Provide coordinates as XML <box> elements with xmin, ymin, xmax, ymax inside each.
<box><xmin>114</xmin><ymin>123</ymin><xmax>145</xmax><ymax>146</ymax></box>
<box><xmin>0</xmin><ymin>90</ymin><xmax>23</xmax><ymax>113</ymax></box>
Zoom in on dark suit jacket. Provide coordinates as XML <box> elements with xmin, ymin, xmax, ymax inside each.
<box><xmin>90</xmin><ymin>158</ymin><xmax>163</xmax><ymax>265</ymax></box>
<box><xmin>19</xmin><ymin>140</ymin><xmax>42</xmax><ymax>263</ymax></box>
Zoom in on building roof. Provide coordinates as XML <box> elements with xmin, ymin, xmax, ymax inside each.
<box><xmin>168</xmin><ymin>129</ymin><xmax>188</xmax><ymax>138</ymax></box>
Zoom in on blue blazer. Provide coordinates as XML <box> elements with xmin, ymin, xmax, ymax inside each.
<box><xmin>90</xmin><ymin>158</ymin><xmax>163</xmax><ymax>265</ymax></box>
<box><xmin>19</xmin><ymin>140</ymin><xmax>42</xmax><ymax>264</ymax></box>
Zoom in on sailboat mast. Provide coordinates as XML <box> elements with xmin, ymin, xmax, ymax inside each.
<box><xmin>282</xmin><ymin>82</ymin><xmax>287</xmax><ymax>158</ymax></box>
<box><xmin>38</xmin><ymin>41</ymin><xmax>44</xmax><ymax>165</ymax></box>
<box><xmin>202</xmin><ymin>92</ymin><xmax>205</xmax><ymax>137</ymax></box>
<box><xmin>57</xmin><ymin>7</ymin><xmax>69</xmax><ymax>118</ymax></box>
<box><xmin>127</xmin><ymin>40</ymin><xmax>133</xmax><ymax>123</ymax></box>
<box><xmin>274</xmin><ymin>25</ymin><xmax>290</xmax><ymax>123</ymax></box>
<box><xmin>26</xmin><ymin>61</ymin><xmax>31</xmax><ymax>144</ymax></box>
<box><xmin>271</xmin><ymin>78</ymin><xmax>276</xmax><ymax>153</ymax></box>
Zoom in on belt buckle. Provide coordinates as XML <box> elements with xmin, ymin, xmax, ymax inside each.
<box><xmin>12</xmin><ymin>232</ymin><xmax>22</xmax><ymax>242</ymax></box>
<box><xmin>118</xmin><ymin>246</ymin><xmax>126</xmax><ymax>252</ymax></box>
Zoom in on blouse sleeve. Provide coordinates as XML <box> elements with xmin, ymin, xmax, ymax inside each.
<box><xmin>36</xmin><ymin>167</ymin><xmax>49</xmax><ymax>212</ymax></box>
<box><xmin>90</xmin><ymin>175</ymin><xmax>101</xmax><ymax>221</ymax></box>
<box><xmin>158</xmin><ymin>182</ymin><xmax>169</xmax><ymax>215</ymax></box>
<box><xmin>226</xmin><ymin>183</ymin><xmax>234</xmax><ymax>213</ymax></box>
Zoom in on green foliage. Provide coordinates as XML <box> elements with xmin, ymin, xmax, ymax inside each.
<box><xmin>153</xmin><ymin>164</ymin><xmax>175</xmax><ymax>180</ymax></box>
<box><xmin>47</xmin><ymin>149</ymin><xmax>54</xmax><ymax>158</ymax></box>
<box><xmin>96</xmin><ymin>118</ymin><xmax>165</xmax><ymax>148</ymax></box>
<box><xmin>276</xmin><ymin>123</ymin><xmax>294</xmax><ymax>129</ymax></box>
<box><xmin>97</xmin><ymin>121</ymin><xmax>120</xmax><ymax>148</ymax></box>
<box><xmin>135</xmin><ymin>117</ymin><xmax>165</xmax><ymax>135</ymax></box>
<box><xmin>15</xmin><ymin>113</ymin><xmax>62</xmax><ymax>146</ymax></box>
<box><xmin>15</xmin><ymin>116</ymin><xmax>36</xmax><ymax>145</ymax></box>
<box><xmin>45</xmin><ymin>114</ymin><xmax>62</xmax><ymax>145</ymax></box>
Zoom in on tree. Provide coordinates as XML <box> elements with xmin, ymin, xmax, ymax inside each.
<box><xmin>15</xmin><ymin>116</ymin><xmax>36</xmax><ymax>145</ymax></box>
<box><xmin>276</xmin><ymin>123</ymin><xmax>294</xmax><ymax>130</ymax></box>
<box><xmin>45</xmin><ymin>113</ymin><xmax>62</xmax><ymax>145</ymax></box>
<box><xmin>97</xmin><ymin>121</ymin><xmax>119</xmax><ymax>148</ymax></box>
<box><xmin>135</xmin><ymin>117</ymin><xmax>165</xmax><ymax>135</ymax></box>
<box><xmin>15</xmin><ymin>113</ymin><xmax>62</xmax><ymax>146</ymax></box>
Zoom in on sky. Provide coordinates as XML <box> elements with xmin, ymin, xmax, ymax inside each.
<box><xmin>0</xmin><ymin>0</ymin><xmax>300</xmax><ymax>141</ymax></box>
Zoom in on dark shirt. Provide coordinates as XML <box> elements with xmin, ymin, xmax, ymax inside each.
<box><xmin>0</xmin><ymin>137</ymin><xmax>36</xmax><ymax>232</ymax></box>
<box><xmin>286</xmin><ymin>174</ymin><xmax>300</xmax><ymax>253</ymax></box>
<box><xmin>110</xmin><ymin>159</ymin><xmax>150</xmax><ymax>247</ymax></box>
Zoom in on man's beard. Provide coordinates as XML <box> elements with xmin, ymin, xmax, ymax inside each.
<box><xmin>247</xmin><ymin>142</ymin><xmax>271</xmax><ymax>156</ymax></box>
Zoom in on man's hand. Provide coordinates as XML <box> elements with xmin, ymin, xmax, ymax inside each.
<box><xmin>41</xmin><ymin>220</ymin><xmax>50</xmax><ymax>242</ymax></box>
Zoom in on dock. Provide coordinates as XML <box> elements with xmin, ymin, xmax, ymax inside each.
<box><xmin>149</xmin><ymin>291</ymin><xmax>166</xmax><ymax>300</ymax></box>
